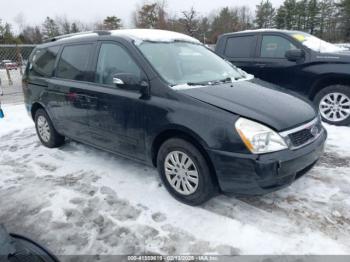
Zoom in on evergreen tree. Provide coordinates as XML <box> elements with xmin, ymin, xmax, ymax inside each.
<box><xmin>42</xmin><ymin>17</ymin><xmax>60</xmax><ymax>39</ymax></box>
<box><xmin>307</xmin><ymin>0</ymin><xmax>320</xmax><ymax>34</ymax></box>
<box><xmin>255</xmin><ymin>0</ymin><xmax>276</xmax><ymax>28</ymax></box>
<box><xmin>210</xmin><ymin>7</ymin><xmax>240</xmax><ymax>42</ymax></box>
<box><xmin>135</xmin><ymin>3</ymin><xmax>159</xmax><ymax>28</ymax></box>
<box><xmin>338</xmin><ymin>0</ymin><xmax>350</xmax><ymax>40</ymax></box>
<box><xmin>103</xmin><ymin>16</ymin><xmax>122</xmax><ymax>30</ymax></box>
<box><xmin>70</xmin><ymin>22</ymin><xmax>80</xmax><ymax>33</ymax></box>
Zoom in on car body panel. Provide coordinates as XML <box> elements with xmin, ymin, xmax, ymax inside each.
<box><xmin>179</xmin><ymin>80</ymin><xmax>316</xmax><ymax>131</ymax></box>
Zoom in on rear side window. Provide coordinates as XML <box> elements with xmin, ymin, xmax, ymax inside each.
<box><xmin>29</xmin><ymin>46</ymin><xmax>60</xmax><ymax>77</ymax></box>
<box><xmin>224</xmin><ymin>36</ymin><xmax>255</xmax><ymax>58</ymax></box>
<box><xmin>56</xmin><ymin>44</ymin><xmax>93</xmax><ymax>81</ymax></box>
<box><xmin>260</xmin><ymin>35</ymin><xmax>297</xmax><ymax>58</ymax></box>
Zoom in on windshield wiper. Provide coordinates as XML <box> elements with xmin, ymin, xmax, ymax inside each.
<box><xmin>185</xmin><ymin>77</ymin><xmax>243</xmax><ymax>87</ymax></box>
<box><xmin>188</xmin><ymin>78</ymin><xmax>232</xmax><ymax>86</ymax></box>
<box><xmin>186</xmin><ymin>81</ymin><xmax>209</xmax><ymax>86</ymax></box>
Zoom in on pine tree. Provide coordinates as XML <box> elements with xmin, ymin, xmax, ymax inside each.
<box><xmin>255</xmin><ymin>0</ymin><xmax>276</xmax><ymax>28</ymax></box>
<box><xmin>70</xmin><ymin>23</ymin><xmax>80</xmax><ymax>33</ymax></box>
<box><xmin>103</xmin><ymin>16</ymin><xmax>122</xmax><ymax>30</ymax></box>
<box><xmin>307</xmin><ymin>0</ymin><xmax>320</xmax><ymax>34</ymax></box>
<box><xmin>135</xmin><ymin>3</ymin><xmax>159</xmax><ymax>28</ymax></box>
<box><xmin>338</xmin><ymin>0</ymin><xmax>350</xmax><ymax>41</ymax></box>
<box><xmin>42</xmin><ymin>17</ymin><xmax>60</xmax><ymax>39</ymax></box>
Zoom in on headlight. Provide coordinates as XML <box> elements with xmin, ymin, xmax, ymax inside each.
<box><xmin>235</xmin><ymin>117</ymin><xmax>288</xmax><ymax>154</ymax></box>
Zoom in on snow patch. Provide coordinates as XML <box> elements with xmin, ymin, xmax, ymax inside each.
<box><xmin>1</xmin><ymin>104</ymin><xmax>350</xmax><ymax>255</ymax></box>
<box><xmin>110</xmin><ymin>29</ymin><xmax>201</xmax><ymax>45</ymax></box>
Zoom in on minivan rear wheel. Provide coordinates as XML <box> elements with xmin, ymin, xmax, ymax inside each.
<box><xmin>35</xmin><ymin>109</ymin><xmax>65</xmax><ymax>148</ymax></box>
<box><xmin>314</xmin><ymin>85</ymin><xmax>350</xmax><ymax>126</ymax></box>
<box><xmin>157</xmin><ymin>138</ymin><xmax>215</xmax><ymax>205</ymax></box>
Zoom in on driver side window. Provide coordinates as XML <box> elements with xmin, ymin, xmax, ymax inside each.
<box><xmin>95</xmin><ymin>43</ymin><xmax>141</xmax><ymax>86</ymax></box>
<box><xmin>260</xmin><ymin>35</ymin><xmax>297</xmax><ymax>58</ymax></box>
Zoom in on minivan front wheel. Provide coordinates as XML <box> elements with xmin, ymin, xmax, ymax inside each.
<box><xmin>157</xmin><ymin>138</ymin><xmax>215</xmax><ymax>205</ymax></box>
<box><xmin>314</xmin><ymin>85</ymin><xmax>350</xmax><ymax>126</ymax></box>
<box><xmin>35</xmin><ymin>109</ymin><xmax>65</xmax><ymax>148</ymax></box>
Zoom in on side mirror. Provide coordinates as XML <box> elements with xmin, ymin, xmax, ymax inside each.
<box><xmin>113</xmin><ymin>73</ymin><xmax>140</xmax><ymax>87</ymax></box>
<box><xmin>285</xmin><ymin>49</ymin><xmax>305</xmax><ymax>62</ymax></box>
<box><xmin>112</xmin><ymin>73</ymin><xmax>150</xmax><ymax>98</ymax></box>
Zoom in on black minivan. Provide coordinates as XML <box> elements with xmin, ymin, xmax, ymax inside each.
<box><xmin>23</xmin><ymin>29</ymin><xmax>326</xmax><ymax>205</ymax></box>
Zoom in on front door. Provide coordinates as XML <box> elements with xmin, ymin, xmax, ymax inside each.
<box><xmin>252</xmin><ymin>34</ymin><xmax>302</xmax><ymax>90</ymax></box>
<box><xmin>87</xmin><ymin>42</ymin><xmax>147</xmax><ymax>161</ymax></box>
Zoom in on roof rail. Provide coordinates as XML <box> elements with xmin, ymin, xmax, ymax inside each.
<box><xmin>44</xmin><ymin>30</ymin><xmax>111</xmax><ymax>43</ymax></box>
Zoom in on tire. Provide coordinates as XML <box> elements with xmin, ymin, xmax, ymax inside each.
<box><xmin>314</xmin><ymin>85</ymin><xmax>350</xmax><ymax>126</ymax></box>
<box><xmin>157</xmin><ymin>138</ymin><xmax>216</xmax><ymax>205</ymax></box>
<box><xmin>34</xmin><ymin>108</ymin><xmax>65</xmax><ymax>148</ymax></box>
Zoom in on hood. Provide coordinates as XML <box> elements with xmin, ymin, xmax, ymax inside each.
<box><xmin>314</xmin><ymin>51</ymin><xmax>350</xmax><ymax>62</ymax></box>
<box><xmin>179</xmin><ymin>80</ymin><xmax>317</xmax><ymax>131</ymax></box>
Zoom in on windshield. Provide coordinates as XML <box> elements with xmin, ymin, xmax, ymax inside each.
<box><xmin>289</xmin><ymin>32</ymin><xmax>346</xmax><ymax>53</ymax></box>
<box><xmin>137</xmin><ymin>41</ymin><xmax>251</xmax><ymax>87</ymax></box>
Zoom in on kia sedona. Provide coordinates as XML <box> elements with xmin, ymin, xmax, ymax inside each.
<box><xmin>23</xmin><ymin>29</ymin><xmax>327</xmax><ymax>205</ymax></box>
<box><xmin>216</xmin><ymin>29</ymin><xmax>350</xmax><ymax>126</ymax></box>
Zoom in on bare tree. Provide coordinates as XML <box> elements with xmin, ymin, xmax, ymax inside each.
<box><xmin>56</xmin><ymin>16</ymin><xmax>72</xmax><ymax>34</ymax></box>
<box><xmin>180</xmin><ymin>7</ymin><xmax>199</xmax><ymax>36</ymax></box>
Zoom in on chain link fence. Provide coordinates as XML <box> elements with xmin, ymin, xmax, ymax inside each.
<box><xmin>0</xmin><ymin>44</ymin><xmax>36</xmax><ymax>104</ymax></box>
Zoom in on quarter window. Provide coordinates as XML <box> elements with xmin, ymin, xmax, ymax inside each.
<box><xmin>260</xmin><ymin>35</ymin><xmax>297</xmax><ymax>58</ymax></box>
<box><xmin>56</xmin><ymin>44</ymin><xmax>93</xmax><ymax>81</ymax></box>
<box><xmin>29</xmin><ymin>46</ymin><xmax>60</xmax><ymax>77</ymax></box>
<box><xmin>224</xmin><ymin>36</ymin><xmax>255</xmax><ymax>58</ymax></box>
<box><xmin>95</xmin><ymin>43</ymin><xmax>141</xmax><ymax>86</ymax></box>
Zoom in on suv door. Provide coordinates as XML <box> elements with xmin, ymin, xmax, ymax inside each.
<box><xmin>253</xmin><ymin>34</ymin><xmax>305</xmax><ymax>91</ymax></box>
<box><xmin>86</xmin><ymin>41</ymin><xmax>147</xmax><ymax>161</ymax></box>
<box><xmin>221</xmin><ymin>35</ymin><xmax>257</xmax><ymax>73</ymax></box>
<box><xmin>50</xmin><ymin>43</ymin><xmax>97</xmax><ymax>141</ymax></box>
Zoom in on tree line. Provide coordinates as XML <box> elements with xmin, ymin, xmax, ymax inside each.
<box><xmin>1</xmin><ymin>0</ymin><xmax>350</xmax><ymax>45</ymax></box>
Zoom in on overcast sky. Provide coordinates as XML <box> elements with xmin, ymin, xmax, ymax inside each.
<box><xmin>2</xmin><ymin>0</ymin><xmax>284</xmax><ymax>31</ymax></box>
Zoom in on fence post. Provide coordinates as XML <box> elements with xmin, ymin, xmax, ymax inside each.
<box><xmin>6</xmin><ymin>68</ymin><xmax>13</xmax><ymax>86</ymax></box>
<box><xmin>16</xmin><ymin>44</ymin><xmax>24</xmax><ymax>76</ymax></box>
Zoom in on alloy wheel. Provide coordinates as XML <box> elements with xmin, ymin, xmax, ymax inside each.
<box><xmin>37</xmin><ymin>115</ymin><xmax>51</xmax><ymax>143</ymax></box>
<box><xmin>164</xmin><ymin>151</ymin><xmax>199</xmax><ymax>195</ymax></box>
<box><xmin>319</xmin><ymin>92</ymin><xmax>350</xmax><ymax>122</ymax></box>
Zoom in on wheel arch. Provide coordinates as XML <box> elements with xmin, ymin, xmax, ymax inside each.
<box><xmin>151</xmin><ymin>127</ymin><xmax>219</xmax><ymax>188</ymax></box>
<box><xmin>30</xmin><ymin>102</ymin><xmax>45</xmax><ymax>120</ymax></box>
<box><xmin>309</xmin><ymin>74</ymin><xmax>350</xmax><ymax>99</ymax></box>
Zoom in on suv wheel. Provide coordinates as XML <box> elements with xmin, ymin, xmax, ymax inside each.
<box><xmin>35</xmin><ymin>109</ymin><xmax>65</xmax><ymax>148</ymax></box>
<box><xmin>157</xmin><ymin>138</ymin><xmax>216</xmax><ymax>205</ymax></box>
<box><xmin>314</xmin><ymin>85</ymin><xmax>350</xmax><ymax>126</ymax></box>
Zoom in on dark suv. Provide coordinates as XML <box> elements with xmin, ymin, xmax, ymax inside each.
<box><xmin>216</xmin><ymin>29</ymin><xmax>350</xmax><ymax>126</ymax></box>
<box><xmin>23</xmin><ymin>29</ymin><xmax>326</xmax><ymax>205</ymax></box>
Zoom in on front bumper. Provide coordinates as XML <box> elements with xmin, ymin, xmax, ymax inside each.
<box><xmin>208</xmin><ymin>129</ymin><xmax>327</xmax><ymax>195</ymax></box>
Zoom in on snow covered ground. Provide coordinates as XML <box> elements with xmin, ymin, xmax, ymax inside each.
<box><xmin>0</xmin><ymin>104</ymin><xmax>350</xmax><ymax>255</ymax></box>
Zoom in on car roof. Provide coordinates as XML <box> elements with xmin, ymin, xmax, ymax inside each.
<box><xmin>40</xmin><ymin>29</ymin><xmax>201</xmax><ymax>48</ymax></box>
<box><xmin>220</xmin><ymin>29</ymin><xmax>307</xmax><ymax>37</ymax></box>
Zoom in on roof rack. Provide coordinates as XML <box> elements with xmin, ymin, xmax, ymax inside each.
<box><xmin>44</xmin><ymin>30</ymin><xmax>111</xmax><ymax>43</ymax></box>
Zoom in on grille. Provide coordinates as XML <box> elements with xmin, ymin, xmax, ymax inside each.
<box><xmin>289</xmin><ymin>128</ymin><xmax>315</xmax><ymax>147</ymax></box>
<box><xmin>280</xmin><ymin>118</ymin><xmax>323</xmax><ymax>149</ymax></box>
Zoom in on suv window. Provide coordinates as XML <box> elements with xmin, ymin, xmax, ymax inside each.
<box><xmin>56</xmin><ymin>44</ymin><xmax>93</xmax><ymax>81</ymax></box>
<box><xmin>260</xmin><ymin>35</ymin><xmax>297</xmax><ymax>58</ymax></box>
<box><xmin>29</xmin><ymin>46</ymin><xmax>60</xmax><ymax>77</ymax></box>
<box><xmin>95</xmin><ymin>43</ymin><xmax>141</xmax><ymax>86</ymax></box>
<box><xmin>224</xmin><ymin>36</ymin><xmax>255</xmax><ymax>58</ymax></box>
